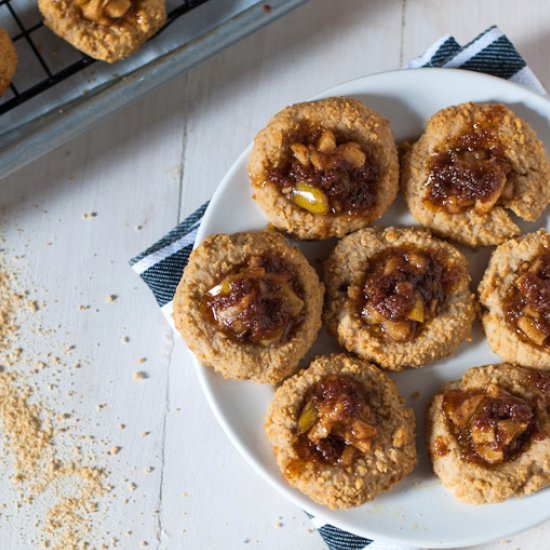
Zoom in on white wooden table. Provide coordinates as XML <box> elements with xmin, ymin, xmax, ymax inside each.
<box><xmin>3</xmin><ymin>1</ymin><xmax>550</xmax><ymax>548</ymax></box>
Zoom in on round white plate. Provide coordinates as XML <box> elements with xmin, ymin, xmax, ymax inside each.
<box><xmin>192</xmin><ymin>68</ymin><xmax>550</xmax><ymax>548</ymax></box>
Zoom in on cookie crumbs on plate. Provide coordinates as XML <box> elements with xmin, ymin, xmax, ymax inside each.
<box><xmin>127</xmin><ymin>482</ymin><xmax>137</xmax><ymax>492</ymax></box>
<box><xmin>120</xmin><ymin>336</ymin><xmax>130</xmax><ymax>344</ymax></box>
<box><xmin>137</xmin><ymin>357</ymin><xmax>147</xmax><ymax>364</ymax></box>
<box><xmin>410</xmin><ymin>391</ymin><xmax>421</xmax><ymax>400</ymax></box>
<box><xmin>105</xmin><ymin>294</ymin><xmax>118</xmax><ymax>303</ymax></box>
<box><xmin>78</xmin><ymin>305</ymin><xmax>90</xmax><ymax>311</ymax></box>
<box><xmin>108</xmin><ymin>446</ymin><xmax>121</xmax><ymax>456</ymax></box>
<box><xmin>140</xmin><ymin>432</ymin><xmax>150</xmax><ymax>438</ymax></box>
<box><xmin>133</xmin><ymin>371</ymin><xmax>148</xmax><ymax>381</ymax></box>
<box><xmin>82</xmin><ymin>212</ymin><xmax>97</xmax><ymax>219</ymax></box>
<box><xmin>144</xmin><ymin>467</ymin><xmax>153</xmax><ymax>474</ymax></box>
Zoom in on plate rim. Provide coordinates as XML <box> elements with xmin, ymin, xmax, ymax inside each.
<box><xmin>191</xmin><ymin>67</ymin><xmax>550</xmax><ymax>548</ymax></box>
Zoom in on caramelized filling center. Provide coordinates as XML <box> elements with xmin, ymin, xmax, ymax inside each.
<box><xmin>425</xmin><ymin>107</ymin><xmax>513</xmax><ymax>215</ymax></box>
<box><xmin>360</xmin><ymin>246</ymin><xmax>452</xmax><ymax>342</ymax></box>
<box><xmin>286</xmin><ymin>375</ymin><xmax>377</xmax><ymax>476</ymax></box>
<box><xmin>442</xmin><ymin>385</ymin><xmax>535</xmax><ymax>466</ymax></box>
<box><xmin>267</xmin><ymin>127</ymin><xmax>379</xmax><ymax>216</ymax></box>
<box><xmin>503</xmin><ymin>249</ymin><xmax>550</xmax><ymax>348</ymax></box>
<box><xmin>204</xmin><ymin>254</ymin><xmax>304</xmax><ymax>346</ymax></box>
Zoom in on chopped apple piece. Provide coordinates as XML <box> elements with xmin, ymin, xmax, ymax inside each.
<box><xmin>292</xmin><ymin>182</ymin><xmax>329</xmax><ymax>215</ymax></box>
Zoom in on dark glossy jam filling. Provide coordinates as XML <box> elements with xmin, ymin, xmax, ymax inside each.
<box><xmin>204</xmin><ymin>254</ymin><xmax>304</xmax><ymax>346</ymax></box>
<box><xmin>359</xmin><ymin>246</ymin><xmax>456</xmax><ymax>342</ymax></box>
<box><xmin>425</xmin><ymin>106</ymin><xmax>513</xmax><ymax>214</ymax></box>
<box><xmin>503</xmin><ymin>248</ymin><xmax>550</xmax><ymax>349</ymax></box>
<box><xmin>266</xmin><ymin>126</ymin><xmax>380</xmax><ymax>216</ymax></box>
<box><xmin>442</xmin><ymin>386</ymin><xmax>535</xmax><ymax>466</ymax></box>
<box><xmin>286</xmin><ymin>375</ymin><xmax>377</xmax><ymax>477</ymax></box>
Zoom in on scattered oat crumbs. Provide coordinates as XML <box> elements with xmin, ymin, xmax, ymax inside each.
<box><xmin>120</xmin><ymin>336</ymin><xmax>130</xmax><ymax>344</ymax></box>
<box><xmin>137</xmin><ymin>357</ymin><xmax>147</xmax><ymax>364</ymax></box>
<box><xmin>78</xmin><ymin>305</ymin><xmax>90</xmax><ymax>311</ymax></box>
<box><xmin>108</xmin><ymin>446</ymin><xmax>121</xmax><ymax>456</ymax></box>
<box><xmin>133</xmin><ymin>371</ymin><xmax>148</xmax><ymax>382</ymax></box>
<box><xmin>127</xmin><ymin>482</ymin><xmax>137</xmax><ymax>492</ymax></box>
<box><xmin>105</xmin><ymin>294</ymin><xmax>118</xmax><ymax>303</ymax></box>
<box><xmin>144</xmin><ymin>467</ymin><xmax>153</xmax><ymax>474</ymax></box>
<box><xmin>140</xmin><ymin>432</ymin><xmax>150</xmax><ymax>438</ymax></box>
<box><xmin>82</xmin><ymin>212</ymin><xmax>97</xmax><ymax>219</ymax></box>
<box><xmin>140</xmin><ymin>542</ymin><xmax>149</xmax><ymax>547</ymax></box>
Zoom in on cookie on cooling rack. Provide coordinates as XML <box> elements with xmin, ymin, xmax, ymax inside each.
<box><xmin>265</xmin><ymin>354</ymin><xmax>416</xmax><ymax>509</ymax></box>
<box><xmin>248</xmin><ymin>97</ymin><xmax>399</xmax><ymax>239</ymax></box>
<box><xmin>0</xmin><ymin>28</ymin><xmax>17</xmax><ymax>97</ymax></box>
<box><xmin>427</xmin><ymin>363</ymin><xmax>550</xmax><ymax>504</ymax></box>
<box><xmin>479</xmin><ymin>229</ymin><xmax>550</xmax><ymax>369</ymax></box>
<box><xmin>402</xmin><ymin>102</ymin><xmax>550</xmax><ymax>247</ymax></box>
<box><xmin>173</xmin><ymin>230</ymin><xmax>324</xmax><ymax>384</ymax></box>
<box><xmin>324</xmin><ymin>226</ymin><xmax>475</xmax><ymax>371</ymax></box>
<box><xmin>38</xmin><ymin>0</ymin><xmax>166</xmax><ymax>63</ymax></box>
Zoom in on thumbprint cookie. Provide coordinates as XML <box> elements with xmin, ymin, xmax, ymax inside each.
<box><xmin>265</xmin><ymin>354</ymin><xmax>416</xmax><ymax>509</ymax></box>
<box><xmin>173</xmin><ymin>230</ymin><xmax>324</xmax><ymax>384</ymax></box>
<box><xmin>479</xmin><ymin>229</ymin><xmax>550</xmax><ymax>368</ymax></box>
<box><xmin>427</xmin><ymin>364</ymin><xmax>550</xmax><ymax>503</ymax></box>
<box><xmin>324</xmin><ymin>226</ymin><xmax>475</xmax><ymax>370</ymax></box>
<box><xmin>249</xmin><ymin>97</ymin><xmax>399</xmax><ymax>239</ymax></box>
<box><xmin>402</xmin><ymin>102</ymin><xmax>550</xmax><ymax>247</ymax></box>
<box><xmin>39</xmin><ymin>0</ymin><xmax>166</xmax><ymax>62</ymax></box>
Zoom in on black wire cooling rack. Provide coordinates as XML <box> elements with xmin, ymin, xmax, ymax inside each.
<box><xmin>0</xmin><ymin>0</ymin><xmax>208</xmax><ymax>116</ymax></box>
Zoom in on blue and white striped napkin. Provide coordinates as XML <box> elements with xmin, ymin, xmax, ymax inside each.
<box><xmin>130</xmin><ymin>25</ymin><xmax>545</xmax><ymax>550</ymax></box>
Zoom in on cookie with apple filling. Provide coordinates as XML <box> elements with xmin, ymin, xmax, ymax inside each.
<box><xmin>265</xmin><ymin>354</ymin><xmax>416</xmax><ymax>509</ymax></box>
<box><xmin>249</xmin><ymin>97</ymin><xmax>399</xmax><ymax>239</ymax></box>
<box><xmin>402</xmin><ymin>102</ymin><xmax>550</xmax><ymax>247</ymax></box>
<box><xmin>173</xmin><ymin>230</ymin><xmax>324</xmax><ymax>383</ymax></box>
<box><xmin>324</xmin><ymin>226</ymin><xmax>475</xmax><ymax>370</ymax></box>
<box><xmin>427</xmin><ymin>364</ymin><xmax>550</xmax><ymax>503</ymax></box>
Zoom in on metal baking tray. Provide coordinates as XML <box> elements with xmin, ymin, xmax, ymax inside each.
<box><xmin>0</xmin><ymin>0</ymin><xmax>307</xmax><ymax>178</ymax></box>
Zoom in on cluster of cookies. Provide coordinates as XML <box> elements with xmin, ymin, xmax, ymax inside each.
<box><xmin>174</xmin><ymin>96</ymin><xmax>550</xmax><ymax>510</ymax></box>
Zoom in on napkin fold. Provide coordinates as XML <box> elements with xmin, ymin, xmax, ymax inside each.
<box><xmin>130</xmin><ymin>25</ymin><xmax>545</xmax><ymax>550</ymax></box>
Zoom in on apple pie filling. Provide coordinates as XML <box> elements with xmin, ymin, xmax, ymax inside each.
<box><xmin>503</xmin><ymin>249</ymin><xmax>550</xmax><ymax>348</ymax></box>
<box><xmin>204</xmin><ymin>254</ymin><xmax>304</xmax><ymax>346</ymax></box>
<box><xmin>267</xmin><ymin>127</ymin><xmax>380</xmax><ymax>216</ymax></box>
<box><xmin>359</xmin><ymin>246</ymin><xmax>454</xmax><ymax>342</ymax></box>
<box><xmin>426</xmin><ymin>107</ymin><xmax>513</xmax><ymax>215</ymax></box>
<box><xmin>288</xmin><ymin>375</ymin><xmax>377</xmax><ymax>474</ymax></box>
<box><xmin>442</xmin><ymin>384</ymin><xmax>535</xmax><ymax>465</ymax></box>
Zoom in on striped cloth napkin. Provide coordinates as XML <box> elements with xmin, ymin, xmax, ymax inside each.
<box><xmin>130</xmin><ymin>25</ymin><xmax>545</xmax><ymax>550</ymax></box>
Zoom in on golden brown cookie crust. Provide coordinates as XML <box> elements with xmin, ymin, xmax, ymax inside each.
<box><xmin>173</xmin><ymin>230</ymin><xmax>324</xmax><ymax>384</ymax></box>
<box><xmin>0</xmin><ymin>29</ymin><xmax>17</xmax><ymax>97</ymax></box>
<box><xmin>38</xmin><ymin>0</ymin><xmax>166</xmax><ymax>63</ymax></box>
<box><xmin>248</xmin><ymin>97</ymin><xmax>399</xmax><ymax>240</ymax></box>
<box><xmin>265</xmin><ymin>354</ymin><xmax>416</xmax><ymax>509</ymax></box>
<box><xmin>479</xmin><ymin>229</ymin><xmax>550</xmax><ymax>369</ymax></box>
<box><xmin>427</xmin><ymin>363</ymin><xmax>550</xmax><ymax>504</ymax></box>
<box><xmin>324</xmin><ymin>226</ymin><xmax>475</xmax><ymax>371</ymax></box>
<box><xmin>402</xmin><ymin>102</ymin><xmax>550</xmax><ymax>247</ymax></box>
